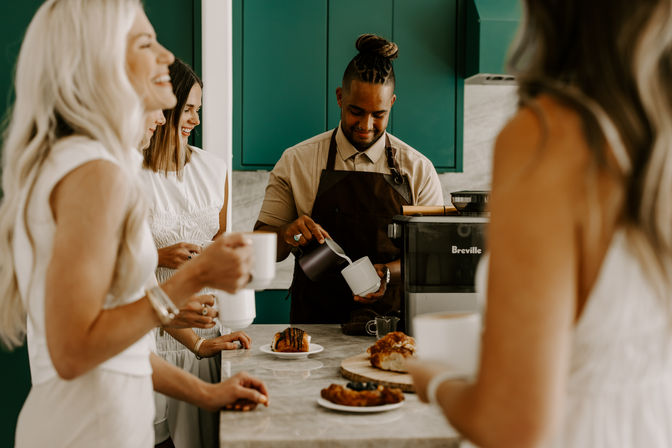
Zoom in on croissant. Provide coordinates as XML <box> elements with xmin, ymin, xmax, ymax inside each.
<box><xmin>367</xmin><ymin>331</ymin><xmax>416</xmax><ymax>373</ymax></box>
<box><xmin>320</xmin><ymin>384</ymin><xmax>404</xmax><ymax>407</ymax></box>
<box><xmin>271</xmin><ymin>327</ymin><xmax>311</xmax><ymax>352</ymax></box>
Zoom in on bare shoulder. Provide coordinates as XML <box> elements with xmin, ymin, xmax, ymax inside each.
<box><xmin>493</xmin><ymin>95</ymin><xmax>592</xmax><ymax>201</ymax></box>
<box><xmin>51</xmin><ymin>159</ymin><xmax>132</xmax><ymax>224</ymax></box>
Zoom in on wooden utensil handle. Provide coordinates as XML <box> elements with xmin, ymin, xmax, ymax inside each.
<box><xmin>401</xmin><ymin>205</ymin><xmax>458</xmax><ymax>216</ymax></box>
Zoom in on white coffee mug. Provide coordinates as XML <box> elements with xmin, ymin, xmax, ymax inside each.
<box><xmin>413</xmin><ymin>311</ymin><xmax>482</xmax><ymax>378</ymax></box>
<box><xmin>216</xmin><ymin>288</ymin><xmax>256</xmax><ymax>330</ymax></box>
<box><xmin>341</xmin><ymin>256</ymin><xmax>381</xmax><ymax>296</ymax></box>
<box><xmin>244</xmin><ymin>232</ymin><xmax>277</xmax><ymax>290</ymax></box>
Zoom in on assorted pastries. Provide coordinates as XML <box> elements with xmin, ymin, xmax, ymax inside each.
<box><xmin>271</xmin><ymin>327</ymin><xmax>311</xmax><ymax>352</ymax></box>
<box><xmin>367</xmin><ymin>331</ymin><xmax>416</xmax><ymax>373</ymax></box>
<box><xmin>320</xmin><ymin>382</ymin><xmax>404</xmax><ymax>407</ymax></box>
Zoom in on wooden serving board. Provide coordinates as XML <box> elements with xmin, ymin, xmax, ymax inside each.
<box><xmin>340</xmin><ymin>353</ymin><xmax>415</xmax><ymax>393</ymax></box>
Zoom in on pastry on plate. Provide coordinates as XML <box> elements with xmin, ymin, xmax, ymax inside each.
<box><xmin>271</xmin><ymin>327</ymin><xmax>311</xmax><ymax>352</ymax></box>
<box><xmin>320</xmin><ymin>383</ymin><xmax>404</xmax><ymax>407</ymax></box>
<box><xmin>367</xmin><ymin>331</ymin><xmax>416</xmax><ymax>373</ymax></box>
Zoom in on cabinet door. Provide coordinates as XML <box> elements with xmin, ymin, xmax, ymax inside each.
<box><xmin>233</xmin><ymin>0</ymin><xmax>327</xmax><ymax>169</ymax></box>
<box><xmin>393</xmin><ymin>0</ymin><xmax>461</xmax><ymax>171</ymax></box>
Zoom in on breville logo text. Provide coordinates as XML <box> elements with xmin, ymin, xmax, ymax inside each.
<box><xmin>451</xmin><ymin>246</ymin><xmax>482</xmax><ymax>254</ymax></box>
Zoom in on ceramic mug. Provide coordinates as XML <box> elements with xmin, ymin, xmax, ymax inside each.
<box><xmin>341</xmin><ymin>256</ymin><xmax>381</xmax><ymax>297</ymax></box>
<box><xmin>244</xmin><ymin>231</ymin><xmax>277</xmax><ymax>290</ymax></box>
<box><xmin>413</xmin><ymin>311</ymin><xmax>482</xmax><ymax>378</ymax></box>
<box><xmin>217</xmin><ymin>288</ymin><xmax>256</xmax><ymax>330</ymax></box>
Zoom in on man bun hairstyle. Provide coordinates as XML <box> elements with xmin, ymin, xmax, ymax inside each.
<box><xmin>343</xmin><ymin>34</ymin><xmax>398</xmax><ymax>90</ymax></box>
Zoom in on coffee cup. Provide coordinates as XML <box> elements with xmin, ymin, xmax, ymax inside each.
<box><xmin>244</xmin><ymin>231</ymin><xmax>277</xmax><ymax>290</ymax></box>
<box><xmin>413</xmin><ymin>311</ymin><xmax>481</xmax><ymax>378</ymax></box>
<box><xmin>341</xmin><ymin>256</ymin><xmax>381</xmax><ymax>296</ymax></box>
<box><xmin>365</xmin><ymin>315</ymin><xmax>400</xmax><ymax>339</ymax></box>
<box><xmin>216</xmin><ymin>288</ymin><xmax>256</xmax><ymax>330</ymax></box>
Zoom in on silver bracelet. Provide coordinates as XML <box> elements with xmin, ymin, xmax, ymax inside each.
<box><xmin>426</xmin><ymin>371</ymin><xmax>462</xmax><ymax>406</ymax></box>
<box><xmin>193</xmin><ymin>337</ymin><xmax>206</xmax><ymax>360</ymax></box>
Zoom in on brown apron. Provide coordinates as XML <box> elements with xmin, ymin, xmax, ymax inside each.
<box><xmin>290</xmin><ymin>129</ymin><xmax>411</xmax><ymax>334</ymax></box>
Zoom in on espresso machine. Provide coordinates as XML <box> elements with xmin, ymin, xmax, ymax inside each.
<box><xmin>389</xmin><ymin>191</ymin><xmax>489</xmax><ymax>336</ymax></box>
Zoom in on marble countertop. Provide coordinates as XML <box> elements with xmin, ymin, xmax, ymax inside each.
<box><xmin>220</xmin><ymin>324</ymin><xmax>460</xmax><ymax>448</ymax></box>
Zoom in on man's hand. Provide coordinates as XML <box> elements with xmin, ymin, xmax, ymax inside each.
<box><xmin>353</xmin><ymin>264</ymin><xmax>388</xmax><ymax>304</ymax></box>
<box><xmin>281</xmin><ymin>215</ymin><xmax>331</xmax><ymax>247</ymax></box>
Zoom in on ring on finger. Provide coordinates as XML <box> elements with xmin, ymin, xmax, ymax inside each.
<box><xmin>201</xmin><ymin>306</ymin><xmax>209</xmax><ymax>316</ymax></box>
<box><xmin>293</xmin><ymin>233</ymin><xmax>302</xmax><ymax>242</ymax></box>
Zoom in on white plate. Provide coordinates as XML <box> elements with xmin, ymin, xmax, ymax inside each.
<box><xmin>317</xmin><ymin>397</ymin><xmax>404</xmax><ymax>413</ymax></box>
<box><xmin>259</xmin><ymin>343</ymin><xmax>324</xmax><ymax>359</ymax></box>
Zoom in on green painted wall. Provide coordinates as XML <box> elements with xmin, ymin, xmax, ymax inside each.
<box><xmin>253</xmin><ymin>290</ymin><xmax>291</xmax><ymax>324</ymax></box>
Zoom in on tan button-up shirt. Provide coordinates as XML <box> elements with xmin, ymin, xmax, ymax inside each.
<box><xmin>257</xmin><ymin>124</ymin><xmax>444</xmax><ymax>227</ymax></box>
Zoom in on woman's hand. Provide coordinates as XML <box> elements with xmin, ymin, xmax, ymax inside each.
<box><xmin>198</xmin><ymin>331</ymin><xmax>252</xmax><ymax>357</ymax></box>
<box><xmin>353</xmin><ymin>264</ymin><xmax>388</xmax><ymax>304</ymax></box>
<box><xmin>164</xmin><ymin>294</ymin><xmax>217</xmax><ymax>329</ymax></box>
<box><xmin>158</xmin><ymin>242</ymin><xmax>202</xmax><ymax>269</ymax></box>
<box><xmin>407</xmin><ymin>360</ymin><xmax>454</xmax><ymax>403</ymax></box>
<box><xmin>195</xmin><ymin>233</ymin><xmax>254</xmax><ymax>293</ymax></box>
<box><xmin>203</xmin><ymin>371</ymin><xmax>269</xmax><ymax>412</ymax></box>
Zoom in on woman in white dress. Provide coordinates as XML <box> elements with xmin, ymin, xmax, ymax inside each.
<box><xmin>142</xmin><ymin>58</ymin><xmax>251</xmax><ymax>448</ymax></box>
<box><xmin>410</xmin><ymin>1</ymin><xmax>672</xmax><ymax>447</ymax></box>
<box><xmin>0</xmin><ymin>1</ymin><xmax>268</xmax><ymax>447</ymax></box>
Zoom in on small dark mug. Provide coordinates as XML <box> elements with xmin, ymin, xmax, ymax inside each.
<box><xmin>296</xmin><ymin>238</ymin><xmax>351</xmax><ymax>281</ymax></box>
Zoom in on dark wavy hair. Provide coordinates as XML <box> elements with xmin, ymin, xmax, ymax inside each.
<box><xmin>143</xmin><ymin>58</ymin><xmax>203</xmax><ymax>177</ymax></box>
<box><xmin>509</xmin><ymin>0</ymin><xmax>672</xmax><ymax>279</ymax></box>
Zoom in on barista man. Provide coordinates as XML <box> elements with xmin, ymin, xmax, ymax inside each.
<box><xmin>254</xmin><ymin>34</ymin><xmax>443</xmax><ymax>333</ymax></box>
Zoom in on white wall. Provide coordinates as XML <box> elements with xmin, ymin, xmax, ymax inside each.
<box><xmin>201</xmin><ymin>0</ymin><xmax>233</xmax><ymax>229</ymax></box>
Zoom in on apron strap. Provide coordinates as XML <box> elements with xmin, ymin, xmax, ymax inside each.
<box><xmin>327</xmin><ymin>128</ymin><xmax>405</xmax><ymax>185</ymax></box>
<box><xmin>384</xmin><ymin>135</ymin><xmax>405</xmax><ymax>185</ymax></box>
<box><xmin>326</xmin><ymin>129</ymin><xmax>339</xmax><ymax>171</ymax></box>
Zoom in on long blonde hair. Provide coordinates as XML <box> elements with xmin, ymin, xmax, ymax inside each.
<box><xmin>0</xmin><ymin>0</ymin><xmax>147</xmax><ymax>348</ymax></box>
<box><xmin>508</xmin><ymin>0</ymin><xmax>672</xmax><ymax>290</ymax></box>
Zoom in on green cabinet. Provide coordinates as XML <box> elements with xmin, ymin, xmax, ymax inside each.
<box><xmin>233</xmin><ymin>0</ymin><xmax>465</xmax><ymax>172</ymax></box>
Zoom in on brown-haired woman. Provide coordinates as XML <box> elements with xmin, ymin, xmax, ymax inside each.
<box><xmin>142</xmin><ymin>58</ymin><xmax>250</xmax><ymax>448</ymax></box>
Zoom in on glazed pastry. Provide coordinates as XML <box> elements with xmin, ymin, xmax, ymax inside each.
<box><xmin>367</xmin><ymin>331</ymin><xmax>416</xmax><ymax>373</ymax></box>
<box><xmin>271</xmin><ymin>327</ymin><xmax>311</xmax><ymax>352</ymax></box>
<box><xmin>320</xmin><ymin>383</ymin><xmax>404</xmax><ymax>407</ymax></box>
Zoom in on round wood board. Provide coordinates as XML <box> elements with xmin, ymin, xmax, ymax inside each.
<box><xmin>340</xmin><ymin>352</ymin><xmax>415</xmax><ymax>393</ymax></box>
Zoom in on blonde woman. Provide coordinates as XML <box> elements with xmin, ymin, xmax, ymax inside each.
<box><xmin>142</xmin><ymin>58</ymin><xmax>251</xmax><ymax>448</ymax></box>
<box><xmin>0</xmin><ymin>1</ymin><xmax>268</xmax><ymax>446</ymax></box>
<box><xmin>410</xmin><ymin>1</ymin><xmax>672</xmax><ymax>447</ymax></box>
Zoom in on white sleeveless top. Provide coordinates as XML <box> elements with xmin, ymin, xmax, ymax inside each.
<box><xmin>475</xmin><ymin>230</ymin><xmax>672</xmax><ymax>447</ymax></box>
<box><xmin>13</xmin><ymin>136</ymin><xmax>158</xmax><ymax>385</ymax></box>
<box><xmin>141</xmin><ymin>146</ymin><xmax>226</xmax><ymax>284</ymax></box>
